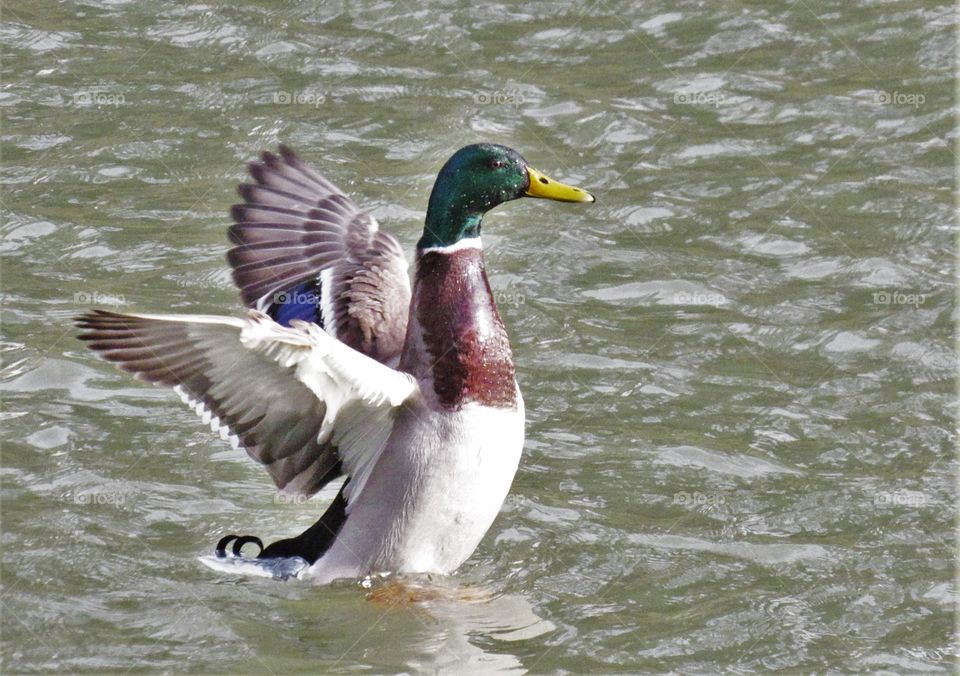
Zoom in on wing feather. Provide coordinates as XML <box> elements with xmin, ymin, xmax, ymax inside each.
<box><xmin>227</xmin><ymin>145</ymin><xmax>411</xmax><ymax>366</ymax></box>
<box><xmin>76</xmin><ymin>309</ymin><xmax>418</xmax><ymax>503</ymax></box>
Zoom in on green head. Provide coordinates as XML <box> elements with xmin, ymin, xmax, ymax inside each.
<box><xmin>418</xmin><ymin>143</ymin><xmax>594</xmax><ymax>249</ymax></box>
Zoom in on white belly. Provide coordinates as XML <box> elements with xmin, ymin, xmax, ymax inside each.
<box><xmin>303</xmin><ymin>391</ymin><xmax>524</xmax><ymax>583</ymax></box>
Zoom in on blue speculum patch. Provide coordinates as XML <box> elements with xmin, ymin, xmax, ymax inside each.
<box><xmin>269</xmin><ymin>278</ymin><xmax>322</xmax><ymax>327</ymax></box>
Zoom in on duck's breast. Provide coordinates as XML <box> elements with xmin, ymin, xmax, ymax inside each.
<box><xmin>304</xmin><ymin>393</ymin><xmax>524</xmax><ymax>582</ymax></box>
<box><xmin>400</xmin><ymin>246</ymin><xmax>518</xmax><ymax>410</ymax></box>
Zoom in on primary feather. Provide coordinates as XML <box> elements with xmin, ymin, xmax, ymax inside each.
<box><xmin>76</xmin><ymin>309</ymin><xmax>418</xmax><ymax>504</ymax></box>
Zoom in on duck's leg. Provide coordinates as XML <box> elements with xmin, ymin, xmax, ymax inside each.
<box><xmin>215</xmin><ymin>486</ymin><xmax>348</xmax><ymax>565</ymax></box>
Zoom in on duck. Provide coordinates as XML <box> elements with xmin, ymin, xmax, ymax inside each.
<box><xmin>76</xmin><ymin>143</ymin><xmax>594</xmax><ymax>583</ymax></box>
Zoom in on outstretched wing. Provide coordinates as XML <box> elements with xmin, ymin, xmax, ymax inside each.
<box><xmin>76</xmin><ymin>310</ymin><xmax>418</xmax><ymax>505</ymax></box>
<box><xmin>227</xmin><ymin>145</ymin><xmax>410</xmax><ymax>366</ymax></box>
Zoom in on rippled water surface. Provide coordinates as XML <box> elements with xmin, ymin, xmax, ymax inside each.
<box><xmin>2</xmin><ymin>0</ymin><xmax>956</xmax><ymax>672</ymax></box>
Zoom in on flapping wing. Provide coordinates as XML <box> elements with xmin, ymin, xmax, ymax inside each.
<box><xmin>227</xmin><ymin>145</ymin><xmax>410</xmax><ymax>365</ymax></box>
<box><xmin>76</xmin><ymin>309</ymin><xmax>418</xmax><ymax>504</ymax></box>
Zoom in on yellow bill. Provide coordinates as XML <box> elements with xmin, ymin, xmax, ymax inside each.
<box><xmin>525</xmin><ymin>167</ymin><xmax>595</xmax><ymax>203</ymax></box>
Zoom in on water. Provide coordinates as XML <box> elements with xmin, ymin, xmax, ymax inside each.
<box><xmin>2</xmin><ymin>0</ymin><xmax>955</xmax><ymax>671</ymax></box>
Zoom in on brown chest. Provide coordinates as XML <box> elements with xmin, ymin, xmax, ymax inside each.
<box><xmin>401</xmin><ymin>248</ymin><xmax>517</xmax><ymax>410</ymax></box>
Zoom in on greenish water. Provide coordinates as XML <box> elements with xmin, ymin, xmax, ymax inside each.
<box><xmin>1</xmin><ymin>0</ymin><xmax>956</xmax><ymax>672</ymax></box>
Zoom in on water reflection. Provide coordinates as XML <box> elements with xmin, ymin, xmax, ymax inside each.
<box><xmin>365</xmin><ymin>576</ymin><xmax>555</xmax><ymax>673</ymax></box>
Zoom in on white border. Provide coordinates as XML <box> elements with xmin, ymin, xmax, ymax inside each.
<box><xmin>419</xmin><ymin>237</ymin><xmax>483</xmax><ymax>254</ymax></box>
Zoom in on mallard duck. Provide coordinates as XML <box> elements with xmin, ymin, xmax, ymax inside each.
<box><xmin>76</xmin><ymin>143</ymin><xmax>594</xmax><ymax>583</ymax></box>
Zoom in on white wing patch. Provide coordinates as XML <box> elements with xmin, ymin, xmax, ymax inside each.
<box><xmin>174</xmin><ymin>385</ymin><xmax>240</xmax><ymax>450</ymax></box>
<box><xmin>79</xmin><ymin>309</ymin><xmax>419</xmax><ymax>507</ymax></box>
<box><xmin>318</xmin><ymin>267</ymin><xmax>337</xmax><ymax>338</ymax></box>
<box><xmin>239</xmin><ymin>311</ymin><xmax>418</xmax><ymax>508</ymax></box>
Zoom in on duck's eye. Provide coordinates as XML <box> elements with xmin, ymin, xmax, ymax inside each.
<box><xmin>488</xmin><ymin>158</ymin><xmax>504</xmax><ymax>170</ymax></box>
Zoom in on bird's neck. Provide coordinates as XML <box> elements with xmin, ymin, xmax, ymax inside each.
<box><xmin>418</xmin><ymin>178</ymin><xmax>484</xmax><ymax>249</ymax></box>
<box><xmin>400</xmin><ymin>243</ymin><xmax>517</xmax><ymax>409</ymax></box>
